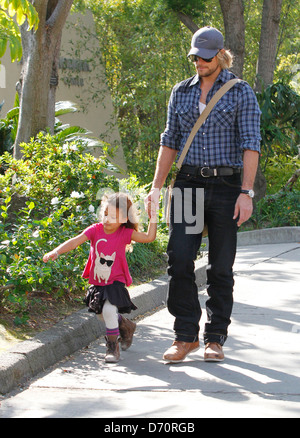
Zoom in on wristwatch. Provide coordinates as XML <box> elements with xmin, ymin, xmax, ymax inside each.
<box><xmin>241</xmin><ymin>189</ymin><xmax>255</xmax><ymax>198</ymax></box>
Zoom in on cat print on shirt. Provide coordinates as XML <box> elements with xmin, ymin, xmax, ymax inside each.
<box><xmin>94</xmin><ymin>238</ymin><xmax>116</xmax><ymax>284</ymax></box>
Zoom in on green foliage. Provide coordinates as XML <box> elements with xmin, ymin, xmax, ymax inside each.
<box><xmin>247</xmin><ymin>189</ymin><xmax>300</xmax><ymax>230</ymax></box>
<box><xmin>275</xmin><ymin>54</ymin><xmax>300</xmax><ymax>94</ymax></box>
<box><xmin>0</xmin><ymin>133</ymin><xmax>118</xmax><ymax>215</ymax></box>
<box><xmin>126</xmin><ymin>235</ymin><xmax>167</xmax><ymax>280</ymax></box>
<box><xmin>84</xmin><ymin>0</ymin><xmax>299</xmax><ymax>181</ymax></box>
<box><xmin>257</xmin><ymin>82</ymin><xmax>300</xmax><ymax>168</ymax></box>
<box><xmin>0</xmin><ymin>95</ymin><xmax>19</xmax><ymax>154</ymax></box>
<box><xmin>0</xmin><ymin>134</ymin><xmax>118</xmax><ymax>323</ymax></box>
<box><xmin>240</xmin><ymin>153</ymin><xmax>300</xmax><ymax>231</ymax></box>
<box><xmin>264</xmin><ymin>153</ymin><xmax>300</xmax><ymax>195</ymax></box>
<box><xmin>86</xmin><ymin>0</ymin><xmax>195</xmax><ymax>182</ymax></box>
<box><xmin>0</xmin><ymin>0</ymin><xmax>39</xmax><ymax>62</ymax></box>
<box><xmin>165</xmin><ymin>0</ymin><xmax>205</xmax><ymax>16</ymax></box>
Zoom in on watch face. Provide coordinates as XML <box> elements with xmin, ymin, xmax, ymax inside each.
<box><xmin>241</xmin><ymin>189</ymin><xmax>255</xmax><ymax>198</ymax></box>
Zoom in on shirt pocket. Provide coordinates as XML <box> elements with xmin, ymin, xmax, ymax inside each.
<box><xmin>213</xmin><ymin>101</ymin><xmax>236</xmax><ymax>128</ymax></box>
<box><xmin>176</xmin><ymin>103</ymin><xmax>198</xmax><ymax>132</ymax></box>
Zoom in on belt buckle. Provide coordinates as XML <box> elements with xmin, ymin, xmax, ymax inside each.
<box><xmin>200</xmin><ymin>167</ymin><xmax>211</xmax><ymax>177</ymax></box>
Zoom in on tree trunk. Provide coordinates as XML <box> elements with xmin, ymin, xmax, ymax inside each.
<box><xmin>219</xmin><ymin>0</ymin><xmax>245</xmax><ymax>78</ymax></box>
<box><xmin>14</xmin><ymin>0</ymin><xmax>73</xmax><ymax>160</ymax></box>
<box><xmin>252</xmin><ymin>0</ymin><xmax>283</xmax><ymax>200</ymax></box>
<box><xmin>254</xmin><ymin>162</ymin><xmax>267</xmax><ymax>201</ymax></box>
<box><xmin>253</xmin><ymin>0</ymin><xmax>283</xmax><ymax>93</ymax></box>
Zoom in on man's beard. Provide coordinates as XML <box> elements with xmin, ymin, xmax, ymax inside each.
<box><xmin>197</xmin><ymin>64</ymin><xmax>220</xmax><ymax>78</ymax></box>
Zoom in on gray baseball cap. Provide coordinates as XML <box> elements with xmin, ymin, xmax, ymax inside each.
<box><xmin>188</xmin><ymin>26</ymin><xmax>224</xmax><ymax>59</ymax></box>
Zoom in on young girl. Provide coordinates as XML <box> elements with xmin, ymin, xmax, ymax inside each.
<box><xmin>43</xmin><ymin>192</ymin><xmax>157</xmax><ymax>363</ymax></box>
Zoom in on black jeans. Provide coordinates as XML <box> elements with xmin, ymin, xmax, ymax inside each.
<box><xmin>166</xmin><ymin>172</ymin><xmax>241</xmax><ymax>346</ymax></box>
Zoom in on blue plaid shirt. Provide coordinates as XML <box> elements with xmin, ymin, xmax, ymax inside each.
<box><xmin>160</xmin><ymin>69</ymin><xmax>261</xmax><ymax>168</ymax></box>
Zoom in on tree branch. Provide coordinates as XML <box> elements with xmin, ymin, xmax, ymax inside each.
<box><xmin>284</xmin><ymin>169</ymin><xmax>300</xmax><ymax>191</ymax></box>
<box><xmin>46</xmin><ymin>0</ymin><xmax>74</xmax><ymax>36</ymax></box>
<box><xmin>0</xmin><ymin>284</ymin><xmax>15</xmax><ymax>294</ymax></box>
<box><xmin>176</xmin><ymin>12</ymin><xmax>199</xmax><ymax>33</ymax></box>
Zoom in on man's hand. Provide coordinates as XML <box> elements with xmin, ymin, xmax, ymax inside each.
<box><xmin>234</xmin><ymin>149</ymin><xmax>259</xmax><ymax>226</ymax></box>
<box><xmin>144</xmin><ymin>146</ymin><xmax>177</xmax><ymax>218</ymax></box>
<box><xmin>144</xmin><ymin>187</ymin><xmax>160</xmax><ymax>218</ymax></box>
<box><xmin>233</xmin><ymin>194</ymin><xmax>253</xmax><ymax>227</ymax></box>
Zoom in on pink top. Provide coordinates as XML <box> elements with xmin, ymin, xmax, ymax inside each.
<box><xmin>82</xmin><ymin>223</ymin><xmax>134</xmax><ymax>287</ymax></box>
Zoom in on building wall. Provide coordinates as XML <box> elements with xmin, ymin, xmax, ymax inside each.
<box><xmin>0</xmin><ymin>12</ymin><xmax>127</xmax><ymax>173</ymax></box>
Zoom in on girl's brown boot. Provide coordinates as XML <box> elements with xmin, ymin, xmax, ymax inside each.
<box><xmin>119</xmin><ymin>316</ymin><xmax>136</xmax><ymax>350</ymax></box>
<box><xmin>105</xmin><ymin>336</ymin><xmax>120</xmax><ymax>363</ymax></box>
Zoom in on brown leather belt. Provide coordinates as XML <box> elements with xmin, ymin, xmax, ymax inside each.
<box><xmin>180</xmin><ymin>165</ymin><xmax>241</xmax><ymax>178</ymax></box>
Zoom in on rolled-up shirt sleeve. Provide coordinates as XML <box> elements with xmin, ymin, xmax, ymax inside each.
<box><xmin>160</xmin><ymin>87</ymin><xmax>182</xmax><ymax>150</ymax></box>
<box><xmin>237</xmin><ymin>84</ymin><xmax>261</xmax><ymax>153</ymax></box>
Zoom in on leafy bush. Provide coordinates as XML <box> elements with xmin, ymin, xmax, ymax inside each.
<box><xmin>241</xmin><ymin>151</ymin><xmax>300</xmax><ymax>231</ymax></box>
<box><xmin>0</xmin><ymin>100</ymin><xmax>18</xmax><ymax>155</ymax></box>
<box><xmin>257</xmin><ymin>82</ymin><xmax>300</xmax><ymax>167</ymax></box>
<box><xmin>257</xmin><ymin>190</ymin><xmax>299</xmax><ymax>228</ymax></box>
<box><xmin>263</xmin><ymin>153</ymin><xmax>300</xmax><ymax>194</ymax></box>
<box><xmin>0</xmin><ymin>134</ymin><xmax>115</xmax><ymax>321</ymax></box>
<box><xmin>0</xmin><ymin>133</ymin><xmax>118</xmax><ymax>210</ymax></box>
<box><xmin>242</xmin><ymin>188</ymin><xmax>300</xmax><ymax>230</ymax></box>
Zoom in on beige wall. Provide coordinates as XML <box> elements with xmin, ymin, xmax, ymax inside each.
<box><xmin>0</xmin><ymin>54</ymin><xmax>19</xmax><ymax>111</ymax></box>
<box><xmin>0</xmin><ymin>12</ymin><xmax>127</xmax><ymax>173</ymax></box>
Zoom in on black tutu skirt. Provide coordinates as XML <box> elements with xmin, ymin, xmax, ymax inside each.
<box><xmin>83</xmin><ymin>281</ymin><xmax>137</xmax><ymax>315</ymax></box>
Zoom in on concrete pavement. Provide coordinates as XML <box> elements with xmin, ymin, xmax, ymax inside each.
<box><xmin>0</xmin><ymin>227</ymin><xmax>299</xmax><ymax>418</ymax></box>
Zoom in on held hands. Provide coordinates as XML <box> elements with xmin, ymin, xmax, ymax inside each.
<box><xmin>148</xmin><ymin>201</ymin><xmax>158</xmax><ymax>222</ymax></box>
<box><xmin>145</xmin><ymin>188</ymin><xmax>253</xmax><ymax>226</ymax></box>
<box><xmin>144</xmin><ymin>187</ymin><xmax>160</xmax><ymax>218</ymax></box>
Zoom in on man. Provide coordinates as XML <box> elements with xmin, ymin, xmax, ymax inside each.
<box><xmin>145</xmin><ymin>26</ymin><xmax>261</xmax><ymax>362</ymax></box>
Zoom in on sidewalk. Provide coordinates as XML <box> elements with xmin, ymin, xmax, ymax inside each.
<box><xmin>0</xmin><ymin>227</ymin><xmax>299</xmax><ymax>418</ymax></box>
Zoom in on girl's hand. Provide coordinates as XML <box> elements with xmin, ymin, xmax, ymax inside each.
<box><xmin>148</xmin><ymin>200</ymin><xmax>157</xmax><ymax>221</ymax></box>
<box><xmin>144</xmin><ymin>188</ymin><xmax>160</xmax><ymax>218</ymax></box>
<box><xmin>131</xmin><ymin>204</ymin><xmax>157</xmax><ymax>243</ymax></box>
<box><xmin>43</xmin><ymin>250</ymin><xmax>59</xmax><ymax>263</ymax></box>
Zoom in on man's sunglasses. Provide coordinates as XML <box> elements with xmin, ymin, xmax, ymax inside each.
<box><xmin>189</xmin><ymin>54</ymin><xmax>215</xmax><ymax>63</ymax></box>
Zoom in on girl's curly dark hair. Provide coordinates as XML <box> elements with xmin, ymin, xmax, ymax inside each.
<box><xmin>99</xmin><ymin>192</ymin><xmax>140</xmax><ymax>232</ymax></box>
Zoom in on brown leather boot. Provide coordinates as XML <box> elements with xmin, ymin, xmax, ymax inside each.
<box><xmin>119</xmin><ymin>316</ymin><xmax>136</xmax><ymax>351</ymax></box>
<box><xmin>163</xmin><ymin>340</ymin><xmax>200</xmax><ymax>363</ymax></box>
<box><xmin>105</xmin><ymin>336</ymin><xmax>120</xmax><ymax>363</ymax></box>
<box><xmin>204</xmin><ymin>342</ymin><xmax>224</xmax><ymax>362</ymax></box>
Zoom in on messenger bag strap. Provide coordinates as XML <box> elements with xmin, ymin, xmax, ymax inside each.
<box><xmin>176</xmin><ymin>78</ymin><xmax>241</xmax><ymax>170</ymax></box>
